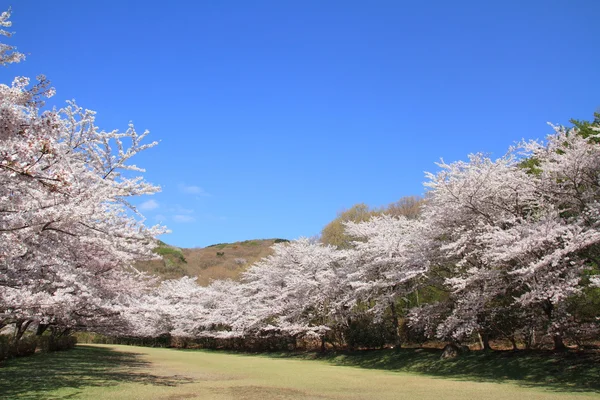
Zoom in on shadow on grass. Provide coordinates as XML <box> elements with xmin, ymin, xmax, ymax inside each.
<box><xmin>0</xmin><ymin>345</ymin><xmax>193</xmax><ymax>400</ymax></box>
<box><xmin>217</xmin><ymin>347</ymin><xmax>600</xmax><ymax>394</ymax></box>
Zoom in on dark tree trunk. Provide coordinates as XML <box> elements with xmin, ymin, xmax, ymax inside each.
<box><xmin>36</xmin><ymin>323</ymin><xmax>49</xmax><ymax>336</ymax></box>
<box><xmin>542</xmin><ymin>300</ymin><xmax>566</xmax><ymax>351</ymax></box>
<box><xmin>320</xmin><ymin>337</ymin><xmax>326</xmax><ymax>353</ymax></box>
<box><xmin>13</xmin><ymin>320</ymin><xmax>33</xmax><ymax>344</ymax></box>
<box><xmin>0</xmin><ymin>319</ymin><xmax>9</xmax><ymax>331</ymax></box>
<box><xmin>478</xmin><ymin>331</ymin><xmax>492</xmax><ymax>351</ymax></box>
<box><xmin>510</xmin><ymin>336</ymin><xmax>518</xmax><ymax>351</ymax></box>
<box><xmin>390</xmin><ymin>301</ymin><xmax>401</xmax><ymax>349</ymax></box>
<box><xmin>49</xmin><ymin>326</ymin><xmax>71</xmax><ymax>338</ymax></box>
<box><xmin>553</xmin><ymin>334</ymin><xmax>566</xmax><ymax>351</ymax></box>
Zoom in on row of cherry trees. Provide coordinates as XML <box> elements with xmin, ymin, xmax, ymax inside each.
<box><xmin>2</xmin><ymin>9</ymin><xmax>599</xmax><ymax>352</ymax></box>
<box><xmin>128</xmin><ymin>123</ymin><xmax>600</xmax><ymax>351</ymax></box>
<box><xmin>0</xmin><ymin>9</ymin><xmax>165</xmax><ymax>348</ymax></box>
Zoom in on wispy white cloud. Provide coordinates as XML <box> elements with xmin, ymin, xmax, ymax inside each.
<box><xmin>154</xmin><ymin>214</ymin><xmax>167</xmax><ymax>222</ymax></box>
<box><xmin>178</xmin><ymin>183</ymin><xmax>210</xmax><ymax>196</ymax></box>
<box><xmin>139</xmin><ymin>199</ymin><xmax>159</xmax><ymax>211</ymax></box>
<box><xmin>173</xmin><ymin>214</ymin><xmax>196</xmax><ymax>223</ymax></box>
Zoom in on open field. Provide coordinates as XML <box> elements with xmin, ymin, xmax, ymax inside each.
<box><xmin>0</xmin><ymin>344</ymin><xmax>598</xmax><ymax>400</ymax></box>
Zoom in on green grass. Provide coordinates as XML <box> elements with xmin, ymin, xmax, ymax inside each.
<box><xmin>152</xmin><ymin>246</ymin><xmax>186</xmax><ymax>263</ymax></box>
<box><xmin>0</xmin><ymin>344</ymin><xmax>597</xmax><ymax>399</ymax></box>
<box><xmin>255</xmin><ymin>347</ymin><xmax>600</xmax><ymax>393</ymax></box>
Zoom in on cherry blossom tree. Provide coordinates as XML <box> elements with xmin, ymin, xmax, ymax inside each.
<box><xmin>416</xmin><ymin>151</ymin><xmax>533</xmax><ymax>346</ymax></box>
<box><xmin>489</xmin><ymin>126</ymin><xmax>600</xmax><ymax>348</ymax></box>
<box><xmin>343</xmin><ymin>215</ymin><xmax>431</xmax><ymax>347</ymax></box>
<box><xmin>0</xmin><ymin>9</ymin><xmax>24</xmax><ymax>66</ymax></box>
<box><xmin>151</xmin><ymin>276</ymin><xmax>243</xmax><ymax>340</ymax></box>
<box><xmin>238</xmin><ymin>238</ymin><xmax>346</xmax><ymax>349</ymax></box>
<box><xmin>0</xmin><ymin>10</ymin><xmax>166</xmax><ymax>342</ymax></box>
<box><xmin>416</xmin><ymin>125</ymin><xmax>600</xmax><ymax>349</ymax></box>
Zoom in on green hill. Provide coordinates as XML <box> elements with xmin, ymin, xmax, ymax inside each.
<box><xmin>135</xmin><ymin>239</ymin><xmax>288</xmax><ymax>285</ymax></box>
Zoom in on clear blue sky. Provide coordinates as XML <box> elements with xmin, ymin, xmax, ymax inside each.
<box><xmin>2</xmin><ymin>1</ymin><xmax>598</xmax><ymax>248</ymax></box>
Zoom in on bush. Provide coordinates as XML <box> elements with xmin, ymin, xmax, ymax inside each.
<box><xmin>36</xmin><ymin>335</ymin><xmax>77</xmax><ymax>352</ymax></box>
<box><xmin>0</xmin><ymin>333</ymin><xmax>77</xmax><ymax>361</ymax></box>
<box><xmin>0</xmin><ymin>335</ymin><xmax>11</xmax><ymax>360</ymax></box>
<box><xmin>14</xmin><ymin>336</ymin><xmax>37</xmax><ymax>357</ymax></box>
<box><xmin>206</xmin><ymin>243</ymin><xmax>228</xmax><ymax>249</ymax></box>
<box><xmin>153</xmin><ymin>246</ymin><xmax>186</xmax><ymax>263</ymax></box>
<box><xmin>344</xmin><ymin>315</ymin><xmax>396</xmax><ymax>350</ymax></box>
<box><xmin>77</xmin><ymin>333</ymin><xmax>172</xmax><ymax>348</ymax></box>
<box><xmin>0</xmin><ymin>335</ymin><xmax>37</xmax><ymax>359</ymax></box>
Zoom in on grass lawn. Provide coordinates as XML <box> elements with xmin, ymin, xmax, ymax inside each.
<box><xmin>0</xmin><ymin>344</ymin><xmax>598</xmax><ymax>399</ymax></box>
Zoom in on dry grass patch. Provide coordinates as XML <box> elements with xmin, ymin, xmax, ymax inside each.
<box><xmin>135</xmin><ymin>239</ymin><xmax>283</xmax><ymax>284</ymax></box>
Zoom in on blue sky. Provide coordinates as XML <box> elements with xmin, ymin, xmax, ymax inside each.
<box><xmin>2</xmin><ymin>1</ymin><xmax>599</xmax><ymax>248</ymax></box>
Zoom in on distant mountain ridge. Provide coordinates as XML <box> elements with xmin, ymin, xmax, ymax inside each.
<box><xmin>135</xmin><ymin>239</ymin><xmax>288</xmax><ymax>285</ymax></box>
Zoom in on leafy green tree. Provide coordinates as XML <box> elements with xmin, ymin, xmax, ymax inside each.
<box><xmin>570</xmin><ymin>110</ymin><xmax>600</xmax><ymax>142</ymax></box>
<box><xmin>321</xmin><ymin>197</ymin><xmax>424</xmax><ymax>249</ymax></box>
<box><xmin>321</xmin><ymin>203</ymin><xmax>376</xmax><ymax>249</ymax></box>
<box><xmin>384</xmin><ymin>196</ymin><xmax>424</xmax><ymax>219</ymax></box>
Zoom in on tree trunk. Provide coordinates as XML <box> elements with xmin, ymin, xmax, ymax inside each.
<box><xmin>478</xmin><ymin>331</ymin><xmax>491</xmax><ymax>351</ymax></box>
<box><xmin>553</xmin><ymin>334</ymin><xmax>566</xmax><ymax>351</ymax></box>
<box><xmin>13</xmin><ymin>320</ymin><xmax>33</xmax><ymax>344</ymax></box>
<box><xmin>320</xmin><ymin>336</ymin><xmax>326</xmax><ymax>353</ymax></box>
<box><xmin>510</xmin><ymin>336</ymin><xmax>518</xmax><ymax>351</ymax></box>
<box><xmin>390</xmin><ymin>301</ymin><xmax>401</xmax><ymax>349</ymax></box>
<box><xmin>542</xmin><ymin>300</ymin><xmax>566</xmax><ymax>351</ymax></box>
<box><xmin>50</xmin><ymin>326</ymin><xmax>71</xmax><ymax>338</ymax></box>
<box><xmin>0</xmin><ymin>319</ymin><xmax>9</xmax><ymax>331</ymax></box>
<box><xmin>524</xmin><ymin>327</ymin><xmax>536</xmax><ymax>350</ymax></box>
<box><xmin>36</xmin><ymin>323</ymin><xmax>49</xmax><ymax>336</ymax></box>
